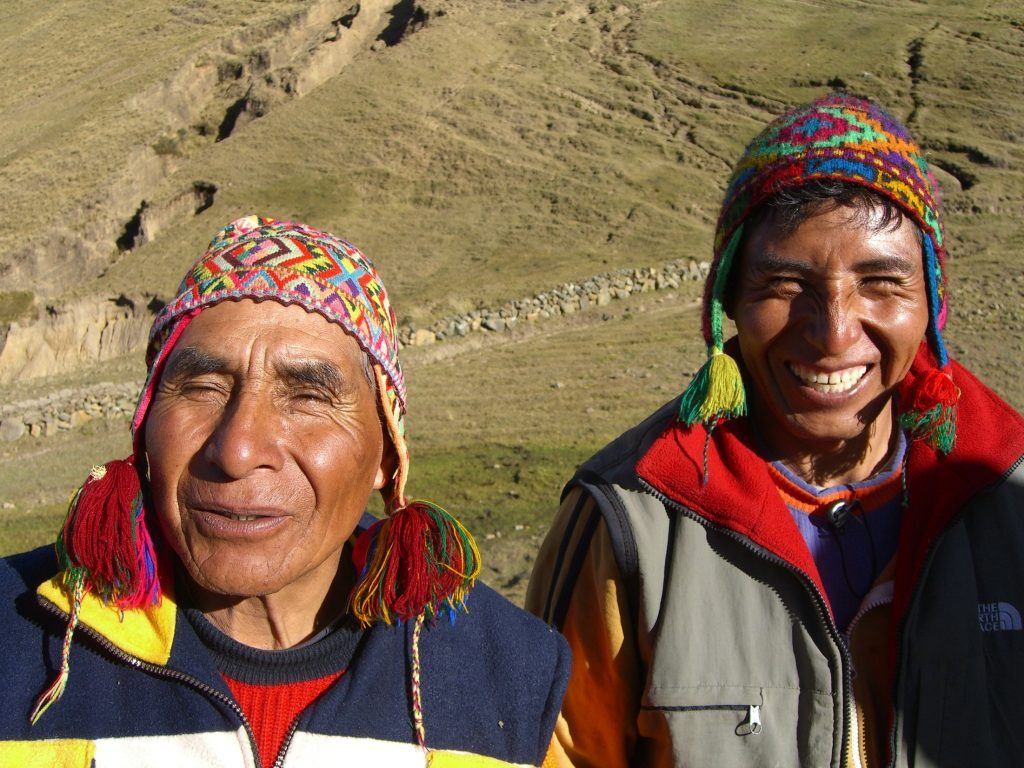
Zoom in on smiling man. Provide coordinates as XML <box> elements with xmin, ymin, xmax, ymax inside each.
<box><xmin>527</xmin><ymin>94</ymin><xmax>1024</xmax><ymax>766</ymax></box>
<box><xmin>1</xmin><ymin>216</ymin><xmax>568</xmax><ymax>767</ymax></box>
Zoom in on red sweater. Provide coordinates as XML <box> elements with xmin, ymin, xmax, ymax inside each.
<box><xmin>224</xmin><ymin>670</ymin><xmax>344</xmax><ymax>766</ymax></box>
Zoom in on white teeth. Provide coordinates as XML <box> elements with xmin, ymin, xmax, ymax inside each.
<box><xmin>789</xmin><ymin>363</ymin><xmax>867</xmax><ymax>393</ymax></box>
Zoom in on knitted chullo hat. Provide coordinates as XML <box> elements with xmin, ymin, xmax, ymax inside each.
<box><xmin>34</xmin><ymin>216</ymin><xmax>479</xmax><ymax>725</ymax></box>
<box><xmin>679</xmin><ymin>93</ymin><xmax>958</xmax><ymax>455</ymax></box>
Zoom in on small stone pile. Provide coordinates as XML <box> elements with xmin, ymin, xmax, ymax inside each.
<box><xmin>397</xmin><ymin>258</ymin><xmax>709</xmax><ymax>346</ymax></box>
<box><xmin>0</xmin><ymin>382</ymin><xmax>139</xmax><ymax>442</ymax></box>
<box><xmin>1</xmin><ymin>258</ymin><xmax>710</xmax><ymax>441</ymax></box>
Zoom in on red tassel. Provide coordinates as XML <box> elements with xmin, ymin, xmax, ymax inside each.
<box><xmin>56</xmin><ymin>457</ymin><xmax>159</xmax><ymax>608</ymax></box>
<box><xmin>351</xmin><ymin>519</ymin><xmax>383</xmax><ymax>574</ymax></box>
<box><xmin>350</xmin><ymin>501</ymin><xmax>480</xmax><ymax>626</ymax></box>
<box><xmin>900</xmin><ymin>368</ymin><xmax>959</xmax><ymax>455</ymax></box>
<box><xmin>909</xmin><ymin>366</ymin><xmax>959</xmax><ymax>411</ymax></box>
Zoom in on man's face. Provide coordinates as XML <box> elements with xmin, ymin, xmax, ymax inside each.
<box><xmin>731</xmin><ymin>203</ymin><xmax>929</xmax><ymax>461</ymax></box>
<box><xmin>145</xmin><ymin>299</ymin><xmax>390</xmax><ymax>599</ymax></box>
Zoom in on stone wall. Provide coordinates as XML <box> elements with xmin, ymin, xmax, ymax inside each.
<box><xmin>0</xmin><ymin>382</ymin><xmax>139</xmax><ymax>442</ymax></box>
<box><xmin>398</xmin><ymin>258</ymin><xmax>709</xmax><ymax>346</ymax></box>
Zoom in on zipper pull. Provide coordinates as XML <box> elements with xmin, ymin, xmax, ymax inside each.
<box><xmin>737</xmin><ymin>704</ymin><xmax>762</xmax><ymax>736</ymax></box>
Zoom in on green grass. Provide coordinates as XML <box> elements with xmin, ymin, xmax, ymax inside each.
<box><xmin>0</xmin><ymin>417</ymin><xmax>131</xmax><ymax>556</ymax></box>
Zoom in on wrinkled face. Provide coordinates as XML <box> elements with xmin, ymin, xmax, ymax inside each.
<box><xmin>145</xmin><ymin>299</ymin><xmax>389</xmax><ymax>599</ymax></box>
<box><xmin>731</xmin><ymin>204</ymin><xmax>930</xmax><ymax>460</ymax></box>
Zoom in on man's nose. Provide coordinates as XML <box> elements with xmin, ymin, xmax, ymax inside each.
<box><xmin>807</xmin><ymin>290</ymin><xmax>860</xmax><ymax>356</ymax></box>
<box><xmin>203</xmin><ymin>388</ymin><xmax>283</xmax><ymax>478</ymax></box>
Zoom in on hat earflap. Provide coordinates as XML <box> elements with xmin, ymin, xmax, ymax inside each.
<box><xmin>679</xmin><ymin>224</ymin><xmax>747</xmax><ymax>427</ymax></box>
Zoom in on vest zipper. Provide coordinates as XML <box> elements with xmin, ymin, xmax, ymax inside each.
<box><xmin>746</xmin><ymin>703</ymin><xmax>762</xmax><ymax>735</ymax></box>
<box><xmin>639</xmin><ymin>478</ymin><xmax>853</xmax><ymax>767</ymax></box>
<box><xmin>37</xmin><ymin>595</ymin><xmax>266</xmax><ymax>768</ymax></box>
<box><xmin>847</xmin><ymin>578</ymin><xmax>895</xmax><ymax>764</ymax></box>
<box><xmin>272</xmin><ymin>718</ymin><xmax>301</xmax><ymax>768</ymax></box>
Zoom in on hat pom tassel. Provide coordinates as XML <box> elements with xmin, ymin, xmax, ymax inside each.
<box><xmin>350</xmin><ymin>501</ymin><xmax>481</xmax><ymax>627</ymax></box>
<box><xmin>679</xmin><ymin>348</ymin><xmax>747</xmax><ymax>426</ymax></box>
<box><xmin>56</xmin><ymin>457</ymin><xmax>160</xmax><ymax>610</ymax></box>
<box><xmin>900</xmin><ymin>367</ymin><xmax>959</xmax><ymax>455</ymax></box>
<box><xmin>33</xmin><ymin>459</ymin><xmax>159</xmax><ymax>724</ymax></box>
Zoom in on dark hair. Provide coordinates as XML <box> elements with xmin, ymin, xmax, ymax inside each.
<box><xmin>746</xmin><ymin>178</ymin><xmax>916</xmax><ymax>236</ymax></box>
<box><xmin>725</xmin><ymin>179</ymin><xmax>922</xmax><ymax>310</ymax></box>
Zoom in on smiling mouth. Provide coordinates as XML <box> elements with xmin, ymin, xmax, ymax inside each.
<box><xmin>199</xmin><ymin>507</ymin><xmax>281</xmax><ymax>524</ymax></box>
<box><xmin>189</xmin><ymin>506</ymin><xmax>288</xmax><ymax>537</ymax></box>
<box><xmin>788</xmin><ymin>362</ymin><xmax>868</xmax><ymax>394</ymax></box>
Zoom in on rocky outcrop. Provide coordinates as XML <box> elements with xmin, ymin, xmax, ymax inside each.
<box><xmin>0</xmin><ymin>295</ymin><xmax>156</xmax><ymax>385</ymax></box>
<box><xmin>3</xmin><ymin>0</ymin><xmax>431</xmax><ymax>297</ymax></box>
<box><xmin>0</xmin><ymin>0</ymin><xmax>436</xmax><ymax>387</ymax></box>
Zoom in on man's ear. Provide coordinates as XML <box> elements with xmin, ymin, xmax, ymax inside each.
<box><xmin>373</xmin><ymin>430</ymin><xmax>399</xmax><ymax>491</ymax></box>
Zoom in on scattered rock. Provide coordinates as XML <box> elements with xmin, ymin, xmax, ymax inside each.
<box><xmin>410</xmin><ymin>328</ymin><xmax>437</xmax><ymax>346</ymax></box>
<box><xmin>70</xmin><ymin>410</ymin><xmax>93</xmax><ymax>429</ymax></box>
<box><xmin>0</xmin><ymin>419</ymin><xmax>25</xmax><ymax>442</ymax></box>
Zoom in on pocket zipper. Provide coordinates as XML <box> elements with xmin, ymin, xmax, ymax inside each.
<box><xmin>643</xmin><ymin>703</ymin><xmax>762</xmax><ymax>736</ymax></box>
<box><xmin>738</xmin><ymin>704</ymin><xmax>762</xmax><ymax>736</ymax></box>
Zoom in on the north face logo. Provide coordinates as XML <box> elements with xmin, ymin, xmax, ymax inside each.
<box><xmin>978</xmin><ymin>602</ymin><xmax>1023</xmax><ymax>632</ymax></box>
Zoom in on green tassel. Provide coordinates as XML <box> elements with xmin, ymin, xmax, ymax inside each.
<box><xmin>679</xmin><ymin>348</ymin><xmax>746</xmax><ymax>426</ymax></box>
<box><xmin>900</xmin><ymin>403</ymin><xmax>956</xmax><ymax>455</ymax></box>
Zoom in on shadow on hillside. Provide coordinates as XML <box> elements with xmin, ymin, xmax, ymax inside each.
<box><xmin>378</xmin><ymin>0</ymin><xmax>430</xmax><ymax>47</ymax></box>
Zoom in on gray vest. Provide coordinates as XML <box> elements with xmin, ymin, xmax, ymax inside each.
<box><xmin>574</xmin><ymin>399</ymin><xmax>1024</xmax><ymax>767</ymax></box>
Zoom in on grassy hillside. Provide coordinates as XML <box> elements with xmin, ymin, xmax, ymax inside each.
<box><xmin>2</xmin><ymin>0</ymin><xmax>1022</xmax><ymax>596</ymax></box>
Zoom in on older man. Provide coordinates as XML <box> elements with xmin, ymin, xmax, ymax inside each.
<box><xmin>527</xmin><ymin>94</ymin><xmax>1024</xmax><ymax>766</ymax></box>
<box><xmin>1</xmin><ymin>216</ymin><xmax>568</xmax><ymax>767</ymax></box>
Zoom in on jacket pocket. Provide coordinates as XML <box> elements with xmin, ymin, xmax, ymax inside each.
<box><xmin>641</xmin><ymin>685</ymin><xmax>834</xmax><ymax>767</ymax></box>
<box><xmin>641</xmin><ymin>702</ymin><xmax>762</xmax><ymax>736</ymax></box>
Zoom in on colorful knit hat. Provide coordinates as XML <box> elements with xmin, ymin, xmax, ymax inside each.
<box><xmin>679</xmin><ymin>93</ymin><xmax>958</xmax><ymax>454</ymax></box>
<box><xmin>141</xmin><ymin>215</ymin><xmax>408</xmax><ymax>459</ymax></box>
<box><xmin>34</xmin><ymin>217</ymin><xmax>480</xmax><ymax>724</ymax></box>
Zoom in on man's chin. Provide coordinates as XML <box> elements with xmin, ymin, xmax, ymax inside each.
<box><xmin>181</xmin><ymin>561</ymin><xmax>291</xmax><ymax>602</ymax></box>
<box><xmin>781</xmin><ymin>413</ymin><xmax>880</xmax><ymax>451</ymax></box>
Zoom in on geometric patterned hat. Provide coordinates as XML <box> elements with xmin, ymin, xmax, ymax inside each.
<box><xmin>136</xmin><ymin>215</ymin><xmax>407</xmax><ymax>484</ymax></box>
<box><xmin>148</xmin><ymin>215</ymin><xmax>404</xmax><ymax>400</ymax></box>
<box><xmin>679</xmin><ymin>93</ymin><xmax>957</xmax><ymax>454</ymax></box>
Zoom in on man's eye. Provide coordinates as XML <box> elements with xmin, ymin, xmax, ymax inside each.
<box><xmin>179</xmin><ymin>380</ymin><xmax>227</xmax><ymax>397</ymax></box>
<box><xmin>861</xmin><ymin>275</ymin><xmax>902</xmax><ymax>291</ymax></box>
<box><xmin>767</xmin><ymin>276</ymin><xmax>803</xmax><ymax>291</ymax></box>
<box><xmin>292</xmin><ymin>389</ymin><xmax>332</xmax><ymax>403</ymax></box>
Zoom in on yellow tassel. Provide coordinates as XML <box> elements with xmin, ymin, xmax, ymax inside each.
<box><xmin>697</xmin><ymin>349</ymin><xmax>746</xmax><ymax>421</ymax></box>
